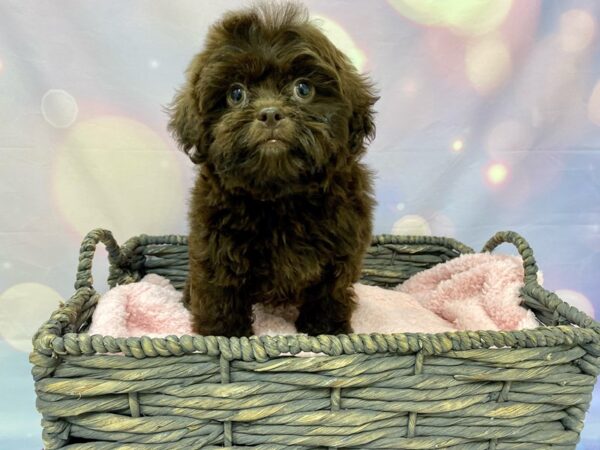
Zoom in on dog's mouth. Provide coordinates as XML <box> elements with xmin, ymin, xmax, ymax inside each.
<box><xmin>214</xmin><ymin>123</ymin><xmax>325</xmax><ymax>198</ymax></box>
<box><xmin>258</xmin><ymin>138</ymin><xmax>289</xmax><ymax>154</ymax></box>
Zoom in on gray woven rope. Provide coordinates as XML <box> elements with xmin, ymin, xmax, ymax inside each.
<box><xmin>30</xmin><ymin>229</ymin><xmax>600</xmax><ymax>449</ymax></box>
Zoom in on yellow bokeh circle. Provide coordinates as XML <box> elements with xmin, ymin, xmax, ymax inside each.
<box><xmin>0</xmin><ymin>283</ymin><xmax>63</xmax><ymax>353</ymax></box>
<box><xmin>53</xmin><ymin>115</ymin><xmax>185</xmax><ymax>240</ymax></box>
<box><xmin>388</xmin><ymin>0</ymin><xmax>512</xmax><ymax>36</ymax></box>
<box><xmin>486</xmin><ymin>162</ymin><xmax>509</xmax><ymax>185</ymax></box>
<box><xmin>452</xmin><ymin>139</ymin><xmax>464</xmax><ymax>152</ymax></box>
<box><xmin>466</xmin><ymin>37</ymin><xmax>512</xmax><ymax>95</ymax></box>
<box><xmin>314</xmin><ymin>15</ymin><xmax>367</xmax><ymax>72</ymax></box>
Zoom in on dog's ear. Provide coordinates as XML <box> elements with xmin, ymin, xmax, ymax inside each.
<box><xmin>347</xmin><ymin>73</ymin><xmax>378</xmax><ymax>158</ymax></box>
<box><xmin>168</xmin><ymin>54</ymin><xmax>208</xmax><ymax>164</ymax></box>
<box><xmin>327</xmin><ymin>47</ymin><xmax>378</xmax><ymax>158</ymax></box>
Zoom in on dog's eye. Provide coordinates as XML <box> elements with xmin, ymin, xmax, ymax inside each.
<box><xmin>228</xmin><ymin>84</ymin><xmax>246</xmax><ymax>106</ymax></box>
<box><xmin>294</xmin><ymin>80</ymin><xmax>313</xmax><ymax>100</ymax></box>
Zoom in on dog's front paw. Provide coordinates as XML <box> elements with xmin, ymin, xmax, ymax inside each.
<box><xmin>295</xmin><ymin>315</ymin><xmax>353</xmax><ymax>336</ymax></box>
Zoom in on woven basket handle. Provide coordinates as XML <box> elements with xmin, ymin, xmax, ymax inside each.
<box><xmin>481</xmin><ymin>231</ymin><xmax>540</xmax><ymax>285</ymax></box>
<box><xmin>74</xmin><ymin>229</ymin><xmax>130</xmax><ymax>290</ymax></box>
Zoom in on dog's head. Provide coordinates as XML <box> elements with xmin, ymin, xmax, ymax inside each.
<box><xmin>169</xmin><ymin>2</ymin><xmax>377</xmax><ymax>198</ymax></box>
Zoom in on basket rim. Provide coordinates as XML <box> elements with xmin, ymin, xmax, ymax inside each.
<box><xmin>74</xmin><ymin>231</ymin><xmax>480</xmax><ymax>292</ymax></box>
<box><xmin>123</xmin><ymin>232</ymin><xmax>477</xmax><ymax>260</ymax></box>
<box><xmin>31</xmin><ymin>286</ymin><xmax>600</xmax><ymax>369</ymax></box>
<box><xmin>30</xmin><ymin>229</ymin><xmax>600</xmax><ymax>378</ymax></box>
<box><xmin>34</xmin><ymin>307</ymin><xmax>600</xmax><ymax>365</ymax></box>
<box><xmin>130</xmin><ymin>232</ymin><xmax>477</xmax><ymax>250</ymax></box>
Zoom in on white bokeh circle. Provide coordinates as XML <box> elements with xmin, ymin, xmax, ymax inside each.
<box><xmin>391</xmin><ymin>215</ymin><xmax>432</xmax><ymax>236</ymax></box>
<box><xmin>41</xmin><ymin>89</ymin><xmax>79</xmax><ymax>128</ymax></box>
<box><xmin>559</xmin><ymin>9</ymin><xmax>596</xmax><ymax>53</ymax></box>
<box><xmin>555</xmin><ymin>289</ymin><xmax>595</xmax><ymax>319</ymax></box>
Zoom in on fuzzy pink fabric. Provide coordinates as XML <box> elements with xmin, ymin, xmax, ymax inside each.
<box><xmin>88</xmin><ymin>274</ymin><xmax>193</xmax><ymax>337</ymax></box>
<box><xmin>396</xmin><ymin>253</ymin><xmax>539</xmax><ymax>331</ymax></box>
<box><xmin>88</xmin><ymin>254</ymin><xmax>539</xmax><ymax>338</ymax></box>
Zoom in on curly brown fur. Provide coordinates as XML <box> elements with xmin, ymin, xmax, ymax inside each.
<box><xmin>168</xmin><ymin>1</ymin><xmax>377</xmax><ymax>337</ymax></box>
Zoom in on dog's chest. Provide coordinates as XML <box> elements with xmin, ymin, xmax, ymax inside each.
<box><xmin>219</xmin><ymin>196</ymin><xmax>333</xmax><ymax>291</ymax></box>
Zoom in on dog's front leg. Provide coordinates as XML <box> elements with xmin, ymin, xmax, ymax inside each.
<box><xmin>296</xmin><ymin>265</ymin><xmax>357</xmax><ymax>335</ymax></box>
<box><xmin>184</xmin><ymin>279</ymin><xmax>253</xmax><ymax>337</ymax></box>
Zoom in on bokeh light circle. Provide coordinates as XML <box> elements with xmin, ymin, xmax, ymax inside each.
<box><xmin>391</xmin><ymin>215</ymin><xmax>432</xmax><ymax>235</ymax></box>
<box><xmin>559</xmin><ymin>9</ymin><xmax>596</xmax><ymax>53</ymax></box>
<box><xmin>555</xmin><ymin>289</ymin><xmax>595</xmax><ymax>318</ymax></box>
<box><xmin>388</xmin><ymin>0</ymin><xmax>513</xmax><ymax>36</ymax></box>
<box><xmin>466</xmin><ymin>37</ymin><xmax>512</xmax><ymax>95</ymax></box>
<box><xmin>452</xmin><ymin>139</ymin><xmax>464</xmax><ymax>152</ymax></box>
<box><xmin>53</xmin><ymin>116</ymin><xmax>185</xmax><ymax>239</ymax></box>
<box><xmin>41</xmin><ymin>89</ymin><xmax>79</xmax><ymax>128</ymax></box>
<box><xmin>486</xmin><ymin>162</ymin><xmax>509</xmax><ymax>185</ymax></box>
<box><xmin>0</xmin><ymin>282</ymin><xmax>63</xmax><ymax>352</ymax></box>
<box><xmin>313</xmin><ymin>15</ymin><xmax>366</xmax><ymax>71</ymax></box>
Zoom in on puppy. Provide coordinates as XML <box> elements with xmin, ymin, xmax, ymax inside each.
<box><xmin>169</xmin><ymin>2</ymin><xmax>377</xmax><ymax>337</ymax></box>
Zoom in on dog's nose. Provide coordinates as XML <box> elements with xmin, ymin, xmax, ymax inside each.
<box><xmin>257</xmin><ymin>107</ymin><xmax>284</xmax><ymax>128</ymax></box>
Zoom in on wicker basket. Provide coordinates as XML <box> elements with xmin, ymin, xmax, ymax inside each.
<box><xmin>30</xmin><ymin>229</ymin><xmax>600</xmax><ymax>449</ymax></box>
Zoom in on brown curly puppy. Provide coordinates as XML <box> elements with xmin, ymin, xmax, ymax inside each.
<box><xmin>168</xmin><ymin>2</ymin><xmax>377</xmax><ymax>337</ymax></box>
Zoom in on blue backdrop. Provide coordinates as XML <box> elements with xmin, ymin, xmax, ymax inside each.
<box><xmin>0</xmin><ymin>1</ymin><xmax>598</xmax><ymax>448</ymax></box>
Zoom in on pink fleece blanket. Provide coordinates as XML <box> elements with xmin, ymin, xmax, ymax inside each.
<box><xmin>88</xmin><ymin>253</ymin><xmax>539</xmax><ymax>338</ymax></box>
